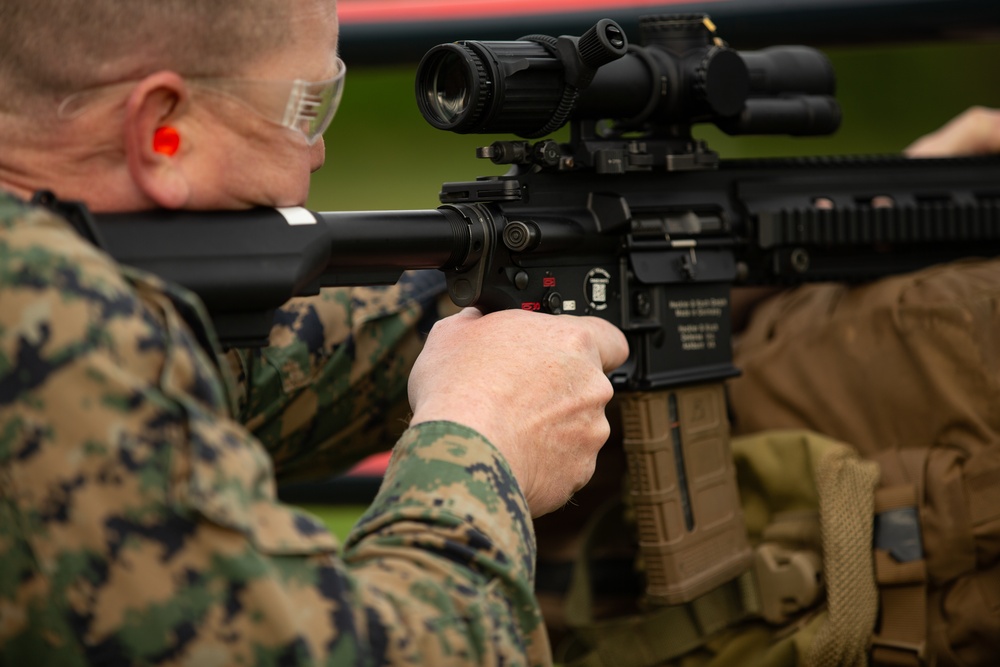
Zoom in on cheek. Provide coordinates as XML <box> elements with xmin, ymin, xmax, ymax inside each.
<box><xmin>195</xmin><ymin>117</ymin><xmax>318</xmax><ymax>208</ymax></box>
<box><xmin>268</xmin><ymin>149</ymin><xmax>315</xmax><ymax>206</ymax></box>
<box><xmin>243</xmin><ymin>136</ymin><xmax>315</xmax><ymax>207</ymax></box>
<box><xmin>310</xmin><ymin>139</ymin><xmax>326</xmax><ymax>172</ymax></box>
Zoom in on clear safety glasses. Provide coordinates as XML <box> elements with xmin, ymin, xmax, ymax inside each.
<box><xmin>57</xmin><ymin>58</ymin><xmax>346</xmax><ymax>145</ymax></box>
<box><xmin>192</xmin><ymin>58</ymin><xmax>346</xmax><ymax>145</ymax></box>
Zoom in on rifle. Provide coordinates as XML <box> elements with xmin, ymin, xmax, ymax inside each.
<box><xmin>90</xmin><ymin>14</ymin><xmax>1000</xmax><ymax>606</ymax></box>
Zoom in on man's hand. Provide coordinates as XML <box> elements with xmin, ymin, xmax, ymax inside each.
<box><xmin>407</xmin><ymin>308</ymin><xmax>629</xmax><ymax>517</ymax></box>
<box><xmin>905</xmin><ymin>106</ymin><xmax>1000</xmax><ymax>157</ymax></box>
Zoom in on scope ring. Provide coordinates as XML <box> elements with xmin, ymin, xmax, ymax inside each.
<box><xmin>613</xmin><ymin>44</ymin><xmax>663</xmax><ymax>131</ymax></box>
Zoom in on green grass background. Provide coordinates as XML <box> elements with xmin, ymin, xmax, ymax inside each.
<box><xmin>300</xmin><ymin>38</ymin><xmax>1000</xmax><ymax>539</ymax></box>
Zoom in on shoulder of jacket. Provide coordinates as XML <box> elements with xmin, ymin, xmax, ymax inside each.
<box><xmin>0</xmin><ymin>191</ymin><xmax>30</xmax><ymax>224</ymax></box>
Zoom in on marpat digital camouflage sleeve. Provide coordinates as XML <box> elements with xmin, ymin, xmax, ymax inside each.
<box><xmin>0</xmin><ymin>196</ymin><xmax>551</xmax><ymax>666</ymax></box>
<box><xmin>226</xmin><ymin>269</ymin><xmax>452</xmax><ymax>482</ymax></box>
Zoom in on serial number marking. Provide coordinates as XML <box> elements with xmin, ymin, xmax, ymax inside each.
<box><xmin>677</xmin><ymin>322</ymin><xmax>719</xmax><ymax>351</ymax></box>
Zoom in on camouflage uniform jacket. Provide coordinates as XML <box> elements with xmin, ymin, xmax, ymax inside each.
<box><xmin>0</xmin><ymin>194</ymin><xmax>550</xmax><ymax>666</ymax></box>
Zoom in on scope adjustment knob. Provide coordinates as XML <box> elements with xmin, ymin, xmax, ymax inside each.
<box><xmin>577</xmin><ymin>18</ymin><xmax>629</xmax><ymax>70</ymax></box>
<box><xmin>639</xmin><ymin>13</ymin><xmax>714</xmax><ymax>48</ymax></box>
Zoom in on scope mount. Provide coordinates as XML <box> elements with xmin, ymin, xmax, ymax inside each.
<box><xmin>475</xmin><ymin>117</ymin><xmax>721</xmax><ymax>174</ymax></box>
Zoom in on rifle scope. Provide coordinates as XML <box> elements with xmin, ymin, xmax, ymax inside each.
<box><xmin>415</xmin><ymin>14</ymin><xmax>840</xmax><ymax>138</ymax></box>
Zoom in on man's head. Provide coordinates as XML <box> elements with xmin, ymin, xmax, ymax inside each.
<box><xmin>0</xmin><ymin>0</ymin><xmax>340</xmax><ymax>212</ymax></box>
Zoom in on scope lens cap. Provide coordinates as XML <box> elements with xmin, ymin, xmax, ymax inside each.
<box><xmin>700</xmin><ymin>49</ymin><xmax>750</xmax><ymax>117</ymax></box>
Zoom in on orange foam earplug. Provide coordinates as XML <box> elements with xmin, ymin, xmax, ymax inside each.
<box><xmin>152</xmin><ymin>126</ymin><xmax>180</xmax><ymax>156</ymax></box>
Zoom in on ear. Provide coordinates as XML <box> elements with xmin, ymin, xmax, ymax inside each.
<box><xmin>123</xmin><ymin>71</ymin><xmax>192</xmax><ymax>208</ymax></box>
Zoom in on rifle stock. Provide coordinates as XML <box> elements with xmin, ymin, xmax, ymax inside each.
<box><xmin>93</xmin><ymin>207</ymin><xmax>475</xmax><ymax>346</ymax></box>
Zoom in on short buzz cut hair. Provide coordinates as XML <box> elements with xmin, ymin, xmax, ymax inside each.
<box><xmin>0</xmin><ymin>0</ymin><xmax>293</xmax><ymax>114</ymax></box>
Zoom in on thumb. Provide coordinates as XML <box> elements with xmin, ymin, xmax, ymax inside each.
<box><xmin>453</xmin><ymin>307</ymin><xmax>485</xmax><ymax>321</ymax></box>
<box><xmin>579</xmin><ymin>316</ymin><xmax>630</xmax><ymax>372</ymax></box>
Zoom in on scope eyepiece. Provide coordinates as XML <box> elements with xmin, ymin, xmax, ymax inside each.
<box><xmin>417</xmin><ymin>44</ymin><xmax>489</xmax><ymax>132</ymax></box>
<box><xmin>415</xmin><ymin>19</ymin><xmax>629</xmax><ymax>136</ymax></box>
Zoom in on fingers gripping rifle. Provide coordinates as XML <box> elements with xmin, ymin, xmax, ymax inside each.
<box><xmin>91</xmin><ymin>15</ymin><xmax>1000</xmax><ymax>606</ymax></box>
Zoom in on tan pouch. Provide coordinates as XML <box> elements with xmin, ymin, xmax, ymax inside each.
<box><xmin>730</xmin><ymin>259</ymin><xmax>1000</xmax><ymax>665</ymax></box>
